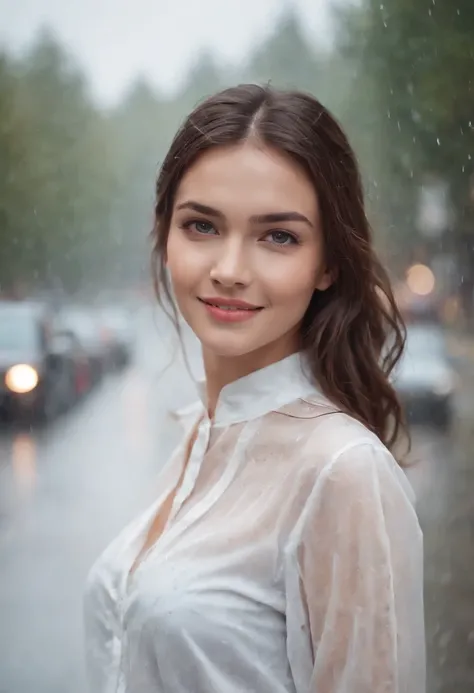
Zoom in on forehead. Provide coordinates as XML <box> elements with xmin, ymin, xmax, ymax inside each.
<box><xmin>175</xmin><ymin>143</ymin><xmax>318</xmax><ymax>217</ymax></box>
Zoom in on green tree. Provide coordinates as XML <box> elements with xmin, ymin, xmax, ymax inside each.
<box><xmin>180</xmin><ymin>51</ymin><xmax>227</xmax><ymax>109</ymax></box>
<box><xmin>340</xmin><ymin>0</ymin><xmax>474</xmax><ymax>306</ymax></box>
<box><xmin>107</xmin><ymin>79</ymin><xmax>173</xmax><ymax>286</ymax></box>
<box><xmin>17</xmin><ymin>29</ymin><xmax>122</xmax><ymax>292</ymax></box>
<box><xmin>0</xmin><ymin>52</ymin><xmax>36</xmax><ymax>291</ymax></box>
<box><xmin>246</xmin><ymin>11</ymin><xmax>322</xmax><ymax>93</ymax></box>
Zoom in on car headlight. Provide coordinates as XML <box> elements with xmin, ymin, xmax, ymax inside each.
<box><xmin>5</xmin><ymin>364</ymin><xmax>39</xmax><ymax>394</ymax></box>
<box><xmin>432</xmin><ymin>373</ymin><xmax>455</xmax><ymax>397</ymax></box>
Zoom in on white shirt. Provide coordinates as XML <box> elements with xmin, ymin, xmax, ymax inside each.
<box><xmin>84</xmin><ymin>353</ymin><xmax>426</xmax><ymax>693</ymax></box>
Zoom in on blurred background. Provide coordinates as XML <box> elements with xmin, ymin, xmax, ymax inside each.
<box><xmin>0</xmin><ymin>1</ymin><xmax>473</xmax><ymax>691</ymax></box>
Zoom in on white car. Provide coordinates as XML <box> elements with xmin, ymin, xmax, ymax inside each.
<box><xmin>393</xmin><ymin>323</ymin><xmax>456</xmax><ymax>430</ymax></box>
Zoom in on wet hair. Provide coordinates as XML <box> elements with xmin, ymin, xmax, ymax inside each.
<box><xmin>151</xmin><ymin>84</ymin><xmax>408</xmax><ymax>455</ymax></box>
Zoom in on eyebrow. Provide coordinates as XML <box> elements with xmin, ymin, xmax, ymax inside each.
<box><xmin>175</xmin><ymin>201</ymin><xmax>314</xmax><ymax>228</ymax></box>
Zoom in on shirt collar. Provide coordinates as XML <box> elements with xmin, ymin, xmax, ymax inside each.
<box><xmin>197</xmin><ymin>352</ymin><xmax>327</xmax><ymax>427</ymax></box>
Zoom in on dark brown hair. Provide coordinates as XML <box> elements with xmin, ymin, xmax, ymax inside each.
<box><xmin>151</xmin><ymin>84</ymin><xmax>408</xmax><ymax>455</ymax></box>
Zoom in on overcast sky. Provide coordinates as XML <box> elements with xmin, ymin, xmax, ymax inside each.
<box><xmin>0</xmin><ymin>0</ymin><xmax>337</xmax><ymax>105</ymax></box>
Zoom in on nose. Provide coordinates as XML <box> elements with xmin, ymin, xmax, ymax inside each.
<box><xmin>209</xmin><ymin>238</ymin><xmax>250</xmax><ymax>288</ymax></box>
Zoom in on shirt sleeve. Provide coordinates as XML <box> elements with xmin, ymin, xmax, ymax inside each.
<box><xmin>284</xmin><ymin>441</ymin><xmax>426</xmax><ymax>693</ymax></box>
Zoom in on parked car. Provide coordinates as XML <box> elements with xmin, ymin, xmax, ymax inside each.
<box><xmin>97</xmin><ymin>307</ymin><xmax>135</xmax><ymax>370</ymax></box>
<box><xmin>51</xmin><ymin>328</ymin><xmax>92</xmax><ymax>402</ymax></box>
<box><xmin>393</xmin><ymin>323</ymin><xmax>456</xmax><ymax>430</ymax></box>
<box><xmin>0</xmin><ymin>301</ymin><xmax>76</xmax><ymax>423</ymax></box>
<box><xmin>55</xmin><ymin>307</ymin><xmax>110</xmax><ymax>385</ymax></box>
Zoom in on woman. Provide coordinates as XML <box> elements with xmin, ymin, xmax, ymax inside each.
<box><xmin>84</xmin><ymin>84</ymin><xmax>425</xmax><ymax>692</ymax></box>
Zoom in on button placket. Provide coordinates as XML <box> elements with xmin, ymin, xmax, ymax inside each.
<box><xmin>156</xmin><ymin>419</ymin><xmax>259</xmax><ymax>551</ymax></box>
<box><xmin>121</xmin><ymin>417</ymin><xmax>211</xmax><ymax>597</ymax></box>
<box><xmin>115</xmin><ymin>414</ymin><xmax>212</xmax><ymax>692</ymax></box>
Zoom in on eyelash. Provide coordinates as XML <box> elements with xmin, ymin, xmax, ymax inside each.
<box><xmin>180</xmin><ymin>220</ymin><xmax>300</xmax><ymax>247</ymax></box>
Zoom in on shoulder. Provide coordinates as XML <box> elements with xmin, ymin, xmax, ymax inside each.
<box><xmin>274</xmin><ymin>395</ymin><xmax>389</xmax><ymax>471</ymax></box>
<box><xmin>273</xmin><ymin>394</ymin><xmax>415</xmax><ymax>502</ymax></box>
<box><xmin>274</xmin><ymin>402</ymin><xmax>419</xmax><ymax>551</ymax></box>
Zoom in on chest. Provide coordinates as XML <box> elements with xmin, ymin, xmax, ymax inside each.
<box><xmin>127</xmin><ymin>424</ymin><xmax>200</xmax><ymax>579</ymax></box>
<box><xmin>95</xmin><ymin>417</ymin><xmax>314</xmax><ymax>631</ymax></box>
<box><xmin>123</xmin><ymin>513</ymin><xmax>288</xmax><ymax>641</ymax></box>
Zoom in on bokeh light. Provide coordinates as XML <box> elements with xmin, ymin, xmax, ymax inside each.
<box><xmin>406</xmin><ymin>263</ymin><xmax>436</xmax><ymax>296</ymax></box>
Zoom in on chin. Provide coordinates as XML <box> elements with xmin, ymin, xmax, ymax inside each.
<box><xmin>198</xmin><ymin>332</ymin><xmax>268</xmax><ymax>359</ymax></box>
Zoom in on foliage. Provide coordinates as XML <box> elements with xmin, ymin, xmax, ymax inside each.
<box><xmin>0</xmin><ymin>13</ymin><xmax>336</xmax><ymax>295</ymax></box>
<box><xmin>0</xmin><ymin>30</ymin><xmax>120</xmax><ymax>294</ymax></box>
<box><xmin>2</xmin><ymin>5</ymin><xmax>471</xmax><ymax>299</ymax></box>
<box><xmin>338</xmin><ymin>0</ymin><xmax>474</xmax><ymax>274</ymax></box>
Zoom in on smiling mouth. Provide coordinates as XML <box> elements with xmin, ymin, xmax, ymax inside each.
<box><xmin>197</xmin><ymin>298</ymin><xmax>263</xmax><ymax>312</ymax></box>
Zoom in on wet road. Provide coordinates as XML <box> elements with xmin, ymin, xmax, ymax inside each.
<box><xmin>0</xmin><ymin>305</ymin><xmax>203</xmax><ymax>693</ymax></box>
<box><xmin>0</xmin><ymin>306</ymin><xmax>472</xmax><ymax>692</ymax></box>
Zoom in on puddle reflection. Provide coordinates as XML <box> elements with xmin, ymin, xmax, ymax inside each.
<box><xmin>11</xmin><ymin>432</ymin><xmax>37</xmax><ymax>500</ymax></box>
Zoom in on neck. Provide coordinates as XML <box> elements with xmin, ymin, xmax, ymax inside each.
<box><xmin>202</xmin><ymin>336</ymin><xmax>300</xmax><ymax>419</ymax></box>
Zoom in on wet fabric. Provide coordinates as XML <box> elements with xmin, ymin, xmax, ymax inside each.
<box><xmin>84</xmin><ymin>352</ymin><xmax>425</xmax><ymax>692</ymax></box>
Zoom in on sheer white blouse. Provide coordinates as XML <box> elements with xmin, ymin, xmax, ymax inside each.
<box><xmin>84</xmin><ymin>352</ymin><xmax>426</xmax><ymax>693</ymax></box>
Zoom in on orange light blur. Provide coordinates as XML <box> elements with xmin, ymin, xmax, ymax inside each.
<box><xmin>406</xmin><ymin>264</ymin><xmax>436</xmax><ymax>296</ymax></box>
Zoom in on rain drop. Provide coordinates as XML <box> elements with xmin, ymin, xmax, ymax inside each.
<box><xmin>436</xmin><ymin>137</ymin><xmax>441</xmax><ymax>145</ymax></box>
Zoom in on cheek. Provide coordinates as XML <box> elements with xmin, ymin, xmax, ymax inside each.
<box><xmin>260</xmin><ymin>255</ymin><xmax>318</xmax><ymax>309</ymax></box>
<box><xmin>166</xmin><ymin>230</ymin><xmax>201</xmax><ymax>291</ymax></box>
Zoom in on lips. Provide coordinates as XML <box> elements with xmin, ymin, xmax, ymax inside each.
<box><xmin>197</xmin><ymin>297</ymin><xmax>264</xmax><ymax>323</ymax></box>
<box><xmin>198</xmin><ymin>298</ymin><xmax>262</xmax><ymax>311</ymax></box>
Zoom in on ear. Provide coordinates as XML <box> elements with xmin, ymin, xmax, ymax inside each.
<box><xmin>315</xmin><ymin>267</ymin><xmax>336</xmax><ymax>292</ymax></box>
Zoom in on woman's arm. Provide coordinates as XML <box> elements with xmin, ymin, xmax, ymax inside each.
<box><xmin>287</xmin><ymin>442</ymin><xmax>425</xmax><ymax>693</ymax></box>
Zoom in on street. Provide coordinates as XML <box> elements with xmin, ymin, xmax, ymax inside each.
<box><xmin>0</xmin><ymin>305</ymin><xmax>472</xmax><ymax>693</ymax></box>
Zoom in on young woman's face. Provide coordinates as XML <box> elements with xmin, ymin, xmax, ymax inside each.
<box><xmin>166</xmin><ymin>142</ymin><xmax>332</xmax><ymax>362</ymax></box>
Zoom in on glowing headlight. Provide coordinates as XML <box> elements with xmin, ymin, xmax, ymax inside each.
<box><xmin>5</xmin><ymin>364</ymin><xmax>39</xmax><ymax>394</ymax></box>
<box><xmin>432</xmin><ymin>374</ymin><xmax>455</xmax><ymax>397</ymax></box>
